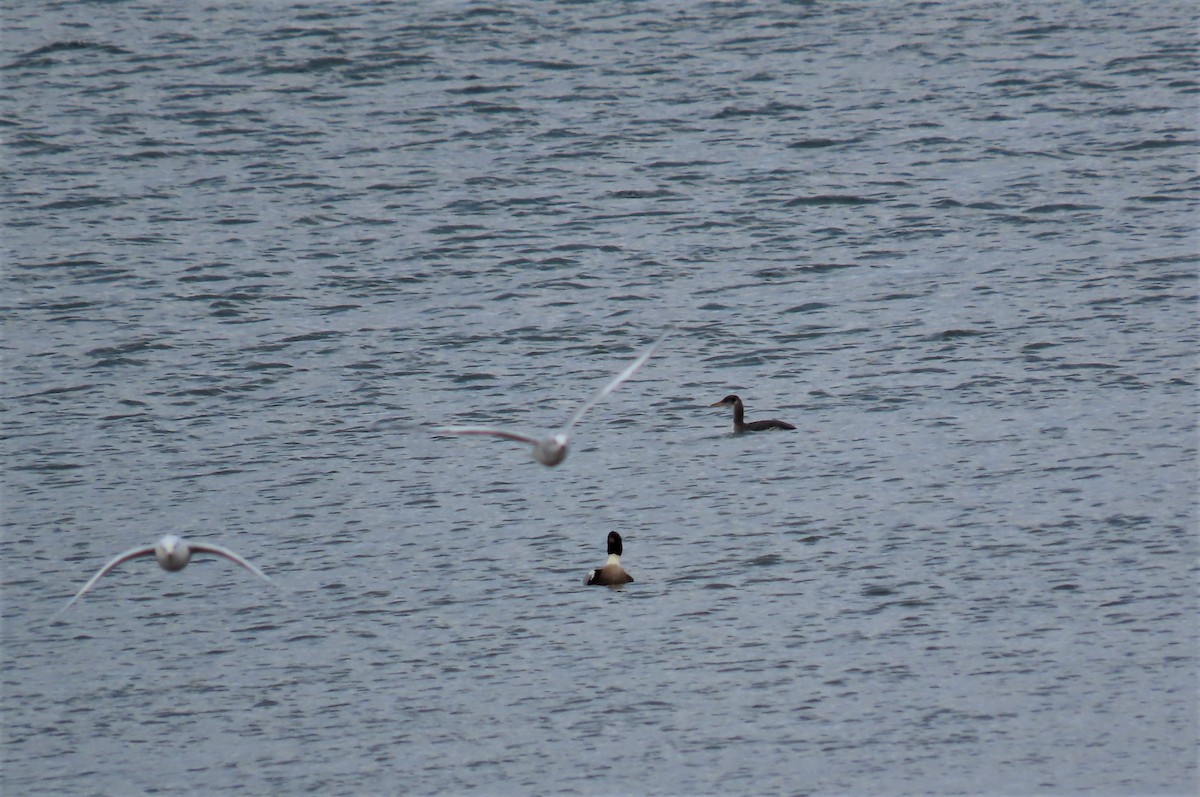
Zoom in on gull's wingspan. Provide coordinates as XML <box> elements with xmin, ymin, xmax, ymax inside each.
<box><xmin>189</xmin><ymin>543</ymin><xmax>274</xmax><ymax>584</ymax></box>
<box><xmin>435</xmin><ymin>426</ymin><xmax>542</xmax><ymax>446</ymax></box>
<box><xmin>59</xmin><ymin>545</ymin><xmax>157</xmax><ymax>614</ymax></box>
<box><xmin>564</xmin><ymin>328</ymin><xmax>670</xmax><ymax>431</ymax></box>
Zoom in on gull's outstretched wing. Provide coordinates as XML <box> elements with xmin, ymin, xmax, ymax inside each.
<box><xmin>59</xmin><ymin>545</ymin><xmax>156</xmax><ymax>613</ymax></box>
<box><xmin>564</xmin><ymin>328</ymin><xmax>670</xmax><ymax>431</ymax></box>
<box><xmin>189</xmin><ymin>543</ymin><xmax>274</xmax><ymax>584</ymax></box>
<box><xmin>435</xmin><ymin>426</ymin><xmax>542</xmax><ymax>446</ymax></box>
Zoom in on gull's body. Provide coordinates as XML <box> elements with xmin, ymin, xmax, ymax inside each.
<box><xmin>710</xmin><ymin>394</ymin><xmax>795</xmax><ymax>433</ymax></box>
<box><xmin>437</xmin><ymin>427</ymin><xmax>573</xmax><ymax>467</ymax></box>
<box><xmin>437</xmin><ymin>329</ymin><xmax>668</xmax><ymax>467</ymax></box>
<box><xmin>585</xmin><ymin>531</ymin><xmax>633</xmax><ymax>587</ymax></box>
<box><xmin>60</xmin><ymin>534</ymin><xmax>273</xmax><ymax>613</ymax></box>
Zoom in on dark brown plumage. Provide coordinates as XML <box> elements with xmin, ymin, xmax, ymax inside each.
<box><xmin>710</xmin><ymin>394</ymin><xmax>795</xmax><ymax>433</ymax></box>
<box><xmin>585</xmin><ymin>531</ymin><xmax>633</xmax><ymax>587</ymax></box>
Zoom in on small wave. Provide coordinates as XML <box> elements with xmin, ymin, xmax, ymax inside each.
<box><xmin>262</xmin><ymin>56</ymin><xmax>354</xmax><ymax>75</ymax></box>
<box><xmin>1007</xmin><ymin>23</ymin><xmax>1072</xmax><ymax>38</ymax></box>
<box><xmin>924</xmin><ymin>329</ymin><xmax>987</xmax><ymax>341</ymax></box>
<box><xmin>38</xmin><ymin>197</ymin><xmax>121</xmax><ymax>210</ymax></box>
<box><xmin>23</xmin><ymin>41</ymin><xmax>130</xmax><ymax>58</ymax></box>
<box><xmin>511</xmin><ymin>59</ymin><xmax>584</xmax><ymax>71</ymax></box>
<box><xmin>279</xmin><ymin>330</ymin><xmax>342</xmax><ymax>344</ymax></box>
<box><xmin>713</xmin><ymin>101</ymin><xmax>807</xmax><ymax>119</ymax></box>
<box><xmin>785</xmin><ymin>195</ymin><xmax>877</xmax><ymax>207</ymax></box>
<box><xmin>1117</xmin><ymin>138</ymin><xmax>1197</xmax><ymax>151</ymax></box>
<box><xmin>1024</xmin><ymin>203</ymin><xmax>1103</xmax><ymax>213</ymax></box>
<box><xmin>784</xmin><ymin>302</ymin><xmax>831</xmax><ymax>313</ymax></box>
<box><xmin>604</xmin><ymin>188</ymin><xmax>675</xmax><ymax>200</ymax></box>
<box><xmin>787</xmin><ymin>138</ymin><xmax>858</xmax><ymax>149</ymax></box>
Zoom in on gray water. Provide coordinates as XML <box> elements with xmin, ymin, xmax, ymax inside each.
<box><xmin>2</xmin><ymin>1</ymin><xmax>1197</xmax><ymax>795</ymax></box>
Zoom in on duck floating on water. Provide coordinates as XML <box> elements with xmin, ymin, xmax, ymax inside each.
<box><xmin>585</xmin><ymin>531</ymin><xmax>633</xmax><ymax>587</ymax></box>
<box><xmin>710</xmin><ymin>394</ymin><xmax>795</xmax><ymax>433</ymax></box>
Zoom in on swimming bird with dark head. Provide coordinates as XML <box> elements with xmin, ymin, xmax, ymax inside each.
<box><xmin>710</xmin><ymin>394</ymin><xmax>795</xmax><ymax>433</ymax></box>
<box><xmin>585</xmin><ymin>531</ymin><xmax>633</xmax><ymax>587</ymax></box>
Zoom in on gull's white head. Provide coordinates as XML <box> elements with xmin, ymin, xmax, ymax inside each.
<box><xmin>154</xmin><ymin>535</ymin><xmax>191</xmax><ymax>572</ymax></box>
<box><xmin>533</xmin><ymin>433</ymin><xmax>570</xmax><ymax>467</ymax></box>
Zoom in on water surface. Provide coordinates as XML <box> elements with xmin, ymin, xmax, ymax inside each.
<box><xmin>2</xmin><ymin>1</ymin><xmax>1196</xmax><ymax>794</ymax></box>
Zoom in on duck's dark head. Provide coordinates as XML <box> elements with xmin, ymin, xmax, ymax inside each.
<box><xmin>606</xmin><ymin>531</ymin><xmax>624</xmax><ymax>556</ymax></box>
<box><xmin>710</xmin><ymin>394</ymin><xmax>742</xmax><ymax>408</ymax></box>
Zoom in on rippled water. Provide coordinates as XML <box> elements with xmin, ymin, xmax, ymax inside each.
<box><xmin>3</xmin><ymin>1</ymin><xmax>1197</xmax><ymax>794</ymax></box>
